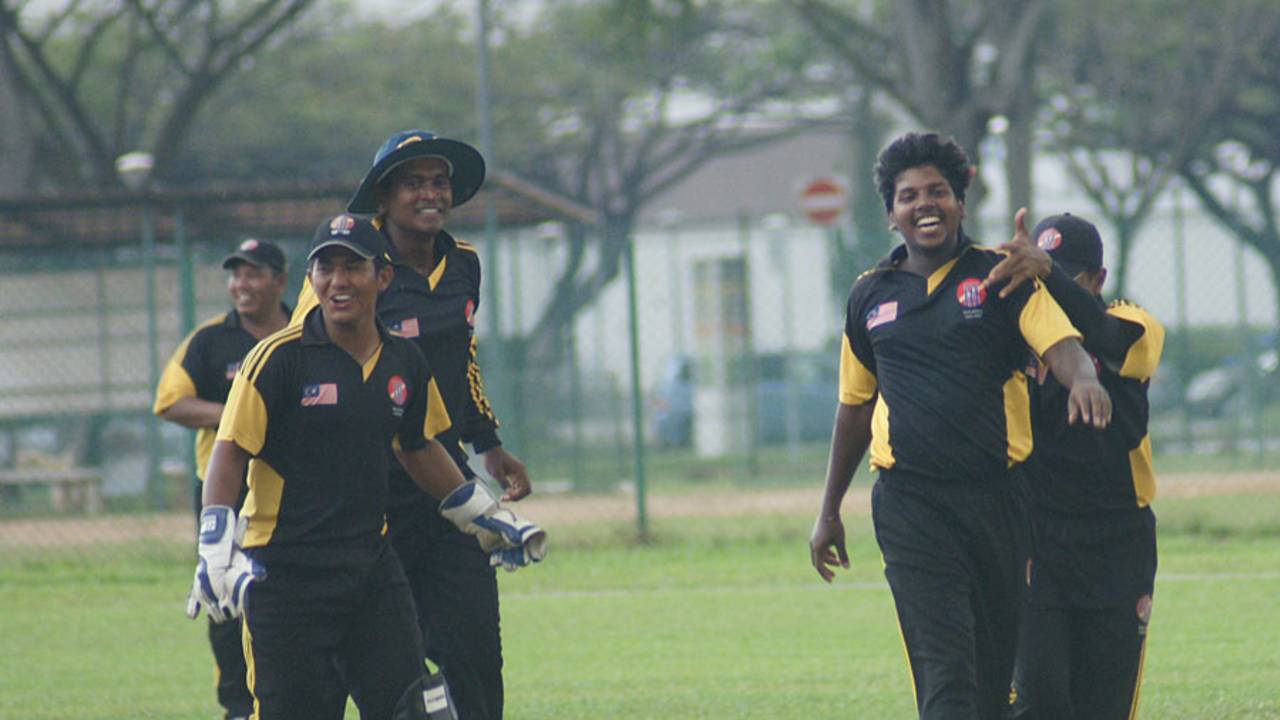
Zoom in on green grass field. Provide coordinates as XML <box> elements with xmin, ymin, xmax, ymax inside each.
<box><xmin>2</xmin><ymin>490</ymin><xmax>1279</xmax><ymax>719</ymax></box>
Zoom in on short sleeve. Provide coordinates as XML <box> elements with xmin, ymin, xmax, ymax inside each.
<box><xmin>1013</xmin><ymin>280</ymin><xmax>1083</xmax><ymax>358</ymax></box>
<box><xmin>153</xmin><ymin>329</ymin><xmax>202</xmax><ymax>414</ymax></box>
<box><xmin>215</xmin><ymin>339</ymin><xmax>287</xmax><ymax>455</ymax></box>
<box><xmin>1107</xmin><ymin>303</ymin><xmax>1165</xmax><ymax>380</ymax></box>
<box><xmin>394</xmin><ymin>343</ymin><xmax>453</xmax><ymax>452</ymax></box>
<box><xmin>838</xmin><ymin>293</ymin><xmax>878</xmax><ymax>405</ymax></box>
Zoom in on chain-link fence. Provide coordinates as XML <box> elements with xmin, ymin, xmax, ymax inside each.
<box><xmin>2</xmin><ymin>189</ymin><xmax>1279</xmax><ymax>556</ymax></box>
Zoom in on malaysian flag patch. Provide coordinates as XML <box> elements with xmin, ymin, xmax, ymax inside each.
<box><xmin>392</xmin><ymin>317</ymin><xmax>420</xmax><ymax>338</ymax></box>
<box><xmin>865</xmin><ymin>301</ymin><xmax>898</xmax><ymax>330</ymax></box>
<box><xmin>301</xmin><ymin>383</ymin><xmax>338</xmax><ymax>407</ymax></box>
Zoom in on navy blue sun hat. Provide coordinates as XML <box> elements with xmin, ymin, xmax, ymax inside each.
<box><xmin>347</xmin><ymin>130</ymin><xmax>487</xmax><ymax>214</ymax></box>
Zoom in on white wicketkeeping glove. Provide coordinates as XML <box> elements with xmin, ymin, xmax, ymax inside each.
<box><xmin>439</xmin><ymin>482</ymin><xmax>547</xmax><ymax>570</ymax></box>
<box><xmin>186</xmin><ymin>506</ymin><xmax>265</xmax><ymax>622</ymax></box>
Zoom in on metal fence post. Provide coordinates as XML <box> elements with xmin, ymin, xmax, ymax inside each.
<box><xmin>624</xmin><ymin>233</ymin><xmax>648</xmax><ymax>538</ymax></box>
<box><xmin>142</xmin><ymin>203</ymin><xmax>164</xmax><ymax>510</ymax></box>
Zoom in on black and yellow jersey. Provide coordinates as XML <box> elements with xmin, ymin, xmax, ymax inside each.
<box><xmin>216</xmin><ymin>306</ymin><xmax>451</xmax><ymax>565</ymax></box>
<box><xmin>153</xmin><ymin>308</ymin><xmax>288</xmax><ymax>479</ymax></box>
<box><xmin>838</xmin><ymin>236</ymin><xmax>1081</xmax><ymax>482</ymax></box>
<box><xmin>293</xmin><ymin>225</ymin><xmax>500</xmax><ymax>506</ymax></box>
<box><xmin>1024</xmin><ymin>264</ymin><xmax>1165</xmax><ymax>513</ymax></box>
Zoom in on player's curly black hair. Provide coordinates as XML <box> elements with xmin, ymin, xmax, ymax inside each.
<box><xmin>873</xmin><ymin>132</ymin><xmax>972</xmax><ymax>213</ymax></box>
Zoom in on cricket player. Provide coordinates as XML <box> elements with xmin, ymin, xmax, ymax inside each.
<box><xmin>985</xmin><ymin>212</ymin><xmax>1163</xmax><ymax>720</ymax></box>
<box><xmin>187</xmin><ymin>214</ymin><xmax>545</xmax><ymax>720</ymax></box>
<box><xmin>296</xmin><ymin>129</ymin><xmax>531</xmax><ymax>719</ymax></box>
<box><xmin>809</xmin><ymin>132</ymin><xmax>1111</xmax><ymax>720</ymax></box>
<box><xmin>154</xmin><ymin>238</ymin><xmax>290</xmax><ymax>720</ymax></box>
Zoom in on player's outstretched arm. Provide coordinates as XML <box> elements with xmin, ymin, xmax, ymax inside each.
<box><xmin>983</xmin><ymin>208</ymin><xmax>1049</xmax><ymax>298</ymax></box>
<box><xmin>811</xmin><ymin>400</ymin><xmax>874</xmax><ymax>583</ymax></box>
<box><xmin>1042</xmin><ymin>338</ymin><xmax>1112</xmax><ymax>429</ymax></box>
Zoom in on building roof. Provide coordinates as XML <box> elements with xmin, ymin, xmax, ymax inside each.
<box><xmin>0</xmin><ymin>170</ymin><xmax>598</xmax><ymax>249</ymax></box>
<box><xmin>638</xmin><ymin>127</ymin><xmax>852</xmax><ymax>227</ymax></box>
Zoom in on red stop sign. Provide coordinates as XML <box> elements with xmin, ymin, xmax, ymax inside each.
<box><xmin>800</xmin><ymin>177</ymin><xmax>847</xmax><ymax>226</ymax></box>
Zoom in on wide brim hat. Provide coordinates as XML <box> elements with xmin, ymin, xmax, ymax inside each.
<box><xmin>347</xmin><ymin>129</ymin><xmax>486</xmax><ymax>214</ymax></box>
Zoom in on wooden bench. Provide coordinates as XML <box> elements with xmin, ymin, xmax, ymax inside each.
<box><xmin>0</xmin><ymin>467</ymin><xmax>105</xmax><ymax>514</ymax></box>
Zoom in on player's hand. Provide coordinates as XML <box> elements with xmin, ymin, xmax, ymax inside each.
<box><xmin>1067</xmin><ymin>377</ymin><xmax>1112</xmax><ymax>429</ymax></box>
<box><xmin>186</xmin><ymin>507</ymin><xmax>264</xmax><ymax>622</ymax></box>
<box><xmin>439</xmin><ymin>481</ymin><xmax>548</xmax><ymax>559</ymax></box>
<box><xmin>809</xmin><ymin>513</ymin><xmax>849</xmax><ymax>583</ymax></box>
<box><xmin>221</xmin><ymin>546</ymin><xmax>266</xmax><ymax>618</ymax></box>
<box><xmin>483</xmin><ymin>446</ymin><xmax>532</xmax><ymax>502</ymax></box>
<box><xmin>187</xmin><ymin>505</ymin><xmax>236</xmax><ymax>622</ymax></box>
<box><xmin>983</xmin><ymin>208</ymin><xmax>1051</xmax><ymax>299</ymax></box>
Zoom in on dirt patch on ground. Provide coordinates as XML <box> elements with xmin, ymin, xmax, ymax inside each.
<box><xmin>3</xmin><ymin>471</ymin><xmax>1277</xmax><ymax>550</ymax></box>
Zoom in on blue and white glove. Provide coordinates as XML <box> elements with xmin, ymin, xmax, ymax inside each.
<box><xmin>186</xmin><ymin>506</ymin><xmax>265</xmax><ymax>622</ymax></box>
<box><xmin>439</xmin><ymin>482</ymin><xmax>547</xmax><ymax>570</ymax></box>
<box><xmin>489</xmin><ymin>543</ymin><xmax>546</xmax><ymax>573</ymax></box>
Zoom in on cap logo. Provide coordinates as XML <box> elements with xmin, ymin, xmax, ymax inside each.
<box><xmin>1036</xmin><ymin>228</ymin><xmax>1062</xmax><ymax>251</ymax></box>
<box><xmin>329</xmin><ymin>214</ymin><xmax>357</xmax><ymax>236</ymax></box>
<box><xmin>956</xmin><ymin>278</ymin><xmax>987</xmax><ymax>308</ymax></box>
<box><xmin>396</xmin><ymin>136</ymin><xmax>425</xmax><ymax>151</ymax></box>
<box><xmin>239</xmin><ymin>239</ymin><xmax>260</xmax><ymax>252</ymax></box>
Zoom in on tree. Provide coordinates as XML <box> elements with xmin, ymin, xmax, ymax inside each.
<box><xmin>1178</xmin><ymin>7</ymin><xmax>1280</xmax><ymax>330</ymax></box>
<box><xmin>497</xmin><ymin>0</ymin><xmax>831</xmax><ymax>367</ymax></box>
<box><xmin>1038</xmin><ymin>0</ymin><xmax>1260</xmax><ymax>298</ymax></box>
<box><xmin>787</xmin><ymin>0</ymin><xmax>1050</xmax><ymax>230</ymax></box>
<box><xmin>0</xmin><ymin>0</ymin><xmax>317</xmax><ymax>192</ymax></box>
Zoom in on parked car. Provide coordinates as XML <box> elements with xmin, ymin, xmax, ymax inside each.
<box><xmin>649</xmin><ymin>352</ymin><xmax>838</xmax><ymax>448</ymax></box>
<box><xmin>1184</xmin><ymin>347</ymin><xmax>1278</xmax><ymax>418</ymax></box>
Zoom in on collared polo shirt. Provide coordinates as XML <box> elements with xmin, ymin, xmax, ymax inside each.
<box><xmin>292</xmin><ymin>226</ymin><xmax>501</xmax><ymax>506</ymax></box>
<box><xmin>153</xmin><ymin>308</ymin><xmax>288</xmax><ymax>479</ymax></box>
<box><xmin>217</xmin><ymin>306</ymin><xmax>451</xmax><ymax>565</ymax></box>
<box><xmin>1026</xmin><ymin>294</ymin><xmax>1164</xmax><ymax>513</ymax></box>
<box><xmin>838</xmin><ymin>237</ymin><xmax>1081</xmax><ymax>482</ymax></box>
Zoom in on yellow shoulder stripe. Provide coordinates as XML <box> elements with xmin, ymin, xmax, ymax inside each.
<box><xmin>241</xmin><ymin>326</ymin><xmax>303</xmax><ymax>385</ymax></box>
<box><xmin>1107</xmin><ymin>302</ymin><xmax>1165</xmax><ymax>381</ymax></box>
<box><xmin>152</xmin><ymin>313</ymin><xmax>228</xmax><ymax>414</ymax></box>
<box><xmin>455</xmin><ymin>240</ymin><xmax>478</xmax><ymax>254</ymax></box>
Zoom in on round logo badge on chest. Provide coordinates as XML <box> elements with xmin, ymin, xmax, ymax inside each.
<box><xmin>387</xmin><ymin>375</ymin><xmax>408</xmax><ymax>406</ymax></box>
<box><xmin>956</xmin><ymin>278</ymin><xmax>987</xmax><ymax>308</ymax></box>
<box><xmin>465</xmin><ymin>299</ymin><xmax>476</xmax><ymax>328</ymax></box>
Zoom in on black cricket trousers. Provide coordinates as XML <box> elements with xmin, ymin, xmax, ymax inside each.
<box><xmin>872</xmin><ymin>468</ymin><xmax>1028</xmax><ymax>720</ymax></box>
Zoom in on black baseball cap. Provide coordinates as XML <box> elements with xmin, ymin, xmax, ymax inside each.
<box><xmin>1032</xmin><ymin>213</ymin><xmax>1103</xmax><ymax>277</ymax></box>
<box><xmin>222</xmin><ymin>238</ymin><xmax>286</xmax><ymax>273</ymax></box>
<box><xmin>307</xmin><ymin>213</ymin><xmax>385</xmax><ymax>262</ymax></box>
<box><xmin>347</xmin><ymin>129</ymin><xmax>486</xmax><ymax>214</ymax></box>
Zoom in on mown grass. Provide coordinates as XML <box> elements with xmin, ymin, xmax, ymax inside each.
<box><xmin>1</xmin><ymin>491</ymin><xmax>1278</xmax><ymax>719</ymax></box>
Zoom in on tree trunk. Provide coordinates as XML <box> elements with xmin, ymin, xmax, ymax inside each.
<box><xmin>0</xmin><ymin>54</ymin><xmax>33</xmax><ymax>195</ymax></box>
<box><xmin>1003</xmin><ymin>99</ymin><xmax>1036</xmax><ymax>232</ymax></box>
<box><xmin>1111</xmin><ymin>220</ymin><xmax>1136</xmax><ymax>301</ymax></box>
